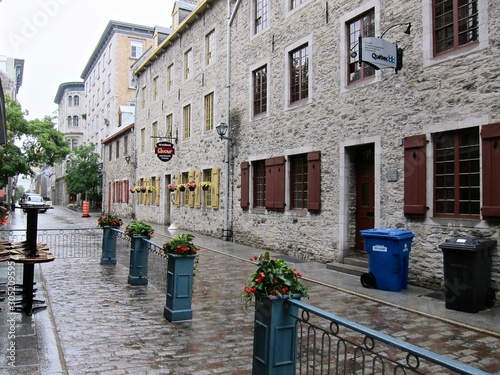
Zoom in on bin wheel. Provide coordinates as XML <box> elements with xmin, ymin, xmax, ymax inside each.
<box><xmin>485</xmin><ymin>288</ymin><xmax>496</xmax><ymax>308</ymax></box>
<box><xmin>361</xmin><ymin>272</ymin><xmax>376</xmax><ymax>289</ymax></box>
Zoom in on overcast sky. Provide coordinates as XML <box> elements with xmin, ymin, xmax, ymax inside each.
<box><xmin>0</xmin><ymin>0</ymin><xmax>175</xmax><ymax>120</ymax></box>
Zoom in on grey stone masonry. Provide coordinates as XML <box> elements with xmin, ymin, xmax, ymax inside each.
<box><xmin>133</xmin><ymin>0</ymin><xmax>500</xmax><ymax>292</ymax></box>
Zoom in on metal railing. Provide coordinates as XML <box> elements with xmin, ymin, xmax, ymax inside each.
<box><xmin>0</xmin><ymin>228</ymin><xmax>102</xmax><ymax>258</ymax></box>
<box><xmin>113</xmin><ymin>230</ymin><xmax>169</xmax><ymax>293</ymax></box>
<box><xmin>289</xmin><ymin>299</ymin><xmax>489</xmax><ymax>375</ymax></box>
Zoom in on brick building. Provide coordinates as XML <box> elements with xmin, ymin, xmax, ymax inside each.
<box><xmin>130</xmin><ymin>0</ymin><xmax>499</xmax><ymax>291</ymax></box>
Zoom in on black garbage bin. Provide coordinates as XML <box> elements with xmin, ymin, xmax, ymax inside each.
<box><xmin>439</xmin><ymin>237</ymin><xmax>497</xmax><ymax>313</ymax></box>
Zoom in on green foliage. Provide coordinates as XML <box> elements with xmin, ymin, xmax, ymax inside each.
<box><xmin>243</xmin><ymin>252</ymin><xmax>308</xmax><ymax>306</ymax></box>
<box><xmin>125</xmin><ymin>220</ymin><xmax>155</xmax><ymax>238</ymax></box>
<box><xmin>163</xmin><ymin>234</ymin><xmax>199</xmax><ymax>255</ymax></box>
<box><xmin>0</xmin><ymin>96</ymin><xmax>70</xmax><ymax>187</ymax></box>
<box><xmin>65</xmin><ymin>144</ymin><xmax>100</xmax><ymax>198</ymax></box>
<box><xmin>97</xmin><ymin>213</ymin><xmax>123</xmax><ymax>227</ymax></box>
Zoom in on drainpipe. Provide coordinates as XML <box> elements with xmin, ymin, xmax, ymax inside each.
<box><xmin>222</xmin><ymin>0</ymin><xmax>241</xmax><ymax>241</ymax></box>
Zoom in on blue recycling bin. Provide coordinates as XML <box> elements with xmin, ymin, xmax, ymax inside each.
<box><xmin>360</xmin><ymin>229</ymin><xmax>415</xmax><ymax>291</ymax></box>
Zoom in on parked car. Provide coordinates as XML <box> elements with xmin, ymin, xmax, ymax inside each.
<box><xmin>42</xmin><ymin>197</ymin><xmax>52</xmax><ymax>206</ymax></box>
<box><xmin>21</xmin><ymin>194</ymin><xmax>48</xmax><ymax>213</ymax></box>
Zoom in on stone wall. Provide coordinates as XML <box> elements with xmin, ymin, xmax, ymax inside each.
<box><xmin>134</xmin><ymin>0</ymin><xmax>500</xmax><ymax>292</ymax></box>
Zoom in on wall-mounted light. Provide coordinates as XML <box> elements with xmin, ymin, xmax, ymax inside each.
<box><xmin>216</xmin><ymin>122</ymin><xmax>235</xmax><ymax>145</ymax></box>
<box><xmin>380</xmin><ymin>22</ymin><xmax>411</xmax><ymax>38</ymax></box>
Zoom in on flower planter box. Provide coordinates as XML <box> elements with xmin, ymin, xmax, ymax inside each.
<box><xmin>128</xmin><ymin>236</ymin><xmax>150</xmax><ymax>285</ymax></box>
<box><xmin>252</xmin><ymin>294</ymin><xmax>302</xmax><ymax>375</ymax></box>
<box><xmin>164</xmin><ymin>253</ymin><xmax>197</xmax><ymax>322</ymax></box>
<box><xmin>100</xmin><ymin>226</ymin><xmax>119</xmax><ymax>265</ymax></box>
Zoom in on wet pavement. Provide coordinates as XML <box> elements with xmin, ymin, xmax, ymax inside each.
<box><xmin>0</xmin><ymin>206</ymin><xmax>499</xmax><ymax>374</ymax></box>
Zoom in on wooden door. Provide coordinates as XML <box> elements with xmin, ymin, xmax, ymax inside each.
<box><xmin>355</xmin><ymin>144</ymin><xmax>375</xmax><ymax>251</ymax></box>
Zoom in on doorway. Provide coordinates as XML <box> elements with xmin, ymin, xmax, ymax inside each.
<box><xmin>354</xmin><ymin>144</ymin><xmax>375</xmax><ymax>251</ymax></box>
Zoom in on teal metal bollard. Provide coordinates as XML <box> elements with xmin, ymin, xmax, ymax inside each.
<box><xmin>100</xmin><ymin>226</ymin><xmax>118</xmax><ymax>265</ymax></box>
<box><xmin>164</xmin><ymin>253</ymin><xmax>197</xmax><ymax>322</ymax></box>
<box><xmin>252</xmin><ymin>295</ymin><xmax>301</xmax><ymax>375</ymax></box>
<box><xmin>128</xmin><ymin>236</ymin><xmax>150</xmax><ymax>285</ymax></box>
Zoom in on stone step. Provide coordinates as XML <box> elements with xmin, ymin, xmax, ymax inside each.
<box><xmin>326</xmin><ymin>262</ymin><xmax>366</xmax><ymax>277</ymax></box>
<box><xmin>326</xmin><ymin>254</ymin><xmax>368</xmax><ymax>277</ymax></box>
<box><xmin>343</xmin><ymin>256</ymin><xmax>368</xmax><ymax>269</ymax></box>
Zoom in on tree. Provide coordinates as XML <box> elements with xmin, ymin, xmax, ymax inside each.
<box><xmin>65</xmin><ymin>144</ymin><xmax>101</xmax><ymax>200</ymax></box>
<box><xmin>0</xmin><ymin>96</ymin><xmax>70</xmax><ymax>187</ymax></box>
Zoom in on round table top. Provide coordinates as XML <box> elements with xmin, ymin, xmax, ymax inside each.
<box><xmin>9</xmin><ymin>253</ymin><xmax>55</xmax><ymax>264</ymax></box>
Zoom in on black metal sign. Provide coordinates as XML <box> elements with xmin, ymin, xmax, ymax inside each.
<box><xmin>155</xmin><ymin>142</ymin><xmax>175</xmax><ymax>162</ymax></box>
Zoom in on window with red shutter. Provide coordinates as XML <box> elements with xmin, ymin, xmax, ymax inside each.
<box><xmin>265</xmin><ymin>156</ymin><xmax>285</xmax><ymax>210</ymax></box>
<box><xmin>307</xmin><ymin>151</ymin><xmax>321</xmax><ymax>211</ymax></box>
<box><xmin>404</xmin><ymin>134</ymin><xmax>427</xmax><ymax>216</ymax></box>
<box><xmin>241</xmin><ymin>162</ymin><xmax>249</xmax><ymax>209</ymax></box>
<box><xmin>481</xmin><ymin>123</ymin><xmax>500</xmax><ymax>218</ymax></box>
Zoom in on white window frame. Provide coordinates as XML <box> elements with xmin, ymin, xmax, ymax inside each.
<box><xmin>421</xmin><ymin>0</ymin><xmax>489</xmax><ymax>68</ymax></box>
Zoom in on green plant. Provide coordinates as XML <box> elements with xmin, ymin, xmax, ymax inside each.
<box><xmin>243</xmin><ymin>252</ymin><xmax>308</xmax><ymax>306</ymax></box>
<box><xmin>97</xmin><ymin>213</ymin><xmax>123</xmax><ymax>227</ymax></box>
<box><xmin>147</xmin><ymin>185</ymin><xmax>155</xmax><ymax>192</ymax></box>
<box><xmin>125</xmin><ymin>220</ymin><xmax>155</xmax><ymax>238</ymax></box>
<box><xmin>199</xmin><ymin>181</ymin><xmax>211</xmax><ymax>189</ymax></box>
<box><xmin>178</xmin><ymin>183</ymin><xmax>186</xmax><ymax>191</ymax></box>
<box><xmin>163</xmin><ymin>234</ymin><xmax>199</xmax><ymax>255</ymax></box>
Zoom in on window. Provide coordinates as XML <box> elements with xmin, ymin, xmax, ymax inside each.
<box><xmin>124</xmin><ymin>135</ymin><xmax>128</xmax><ymax>156</ymax></box>
<box><xmin>433</xmin><ymin>0</ymin><xmax>478</xmax><ymax>55</ymax></box>
<box><xmin>108</xmin><ymin>74</ymin><xmax>111</xmax><ymax>91</ymax></box>
<box><xmin>130</xmin><ymin>40</ymin><xmax>143</xmax><ymax>59</ymax></box>
<box><xmin>73</xmin><ymin>115</ymin><xmax>79</xmax><ymax>127</ymax></box>
<box><xmin>102</xmin><ymin>82</ymin><xmax>105</xmax><ymax>99</ymax></box>
<box><xmin>116</xmin><ymin>140</ymin><xmax>120</xmax><ymax>158</ymax></box>
<box><xmin>97</xmin><ymin>89</ymin><xmax>100</xmax><ymax>104</ymax></box>
<box><xmin>347</xmin><ymin>10</ymin><xmax>375</xmax><ymax>83</ymax></box>
<box><xmin>68</xmin><ymin>96</ymin><xmax>73</xmax><ymax>106</ymax></box>
<box><xmin>204</xmin><ymin>93</ymin><xmax>214</xmax><ymax>132</ymax></box>
<box><xmin>102</xmin><ymin>53</ymin><xmax>106</xmax><ymax>69</ymax></box>
<box><xmin>183</xmin><ymin>105</ymin><xmax>191</xmax><ymax>139</ymax></box>
<box><xmin>74</xmin><ymin>95</ymin><xmax>79</xmax><ymax>106</ymax></box>
<box><xmin>166</xmin><ymin>114</ymin><xmax>173</xmax><ymax>142</ymax></box>
<box><xmin>184</xmin><ymin>49</ymin><xmax>192</xmax><ymax>80</ymax></box>
<box><xmin>71</xmin><ymin>139</ymin><xmax>77</xmax><ymax>149</ymax></box>
<box><xmin>108</xmin><ymin>143</ymin><xmax>112</xmax><ymax>161</ymax></box>
<box><xmin>205</xmin><ymin>30</ymin><xmax>215</xmax><ymax>66</ymax></box>
<box><xmin>141</xmin><ymin>87</ymin><xmax>146</xmax><ymax>109</ymax></box>
<box><xmin>153</xmin><ymin>76</ymin><xmax>158</xmax><ymax>101</ymax></box>
<box><xmin>290</xmin><ymin>154</ymin><xmax>308</xmax><ymax>209</ymax></box>
<box><xmin>182</xmin><ymin>172</ymin><xmax>189</xmax><ymax>206</ymax></box>
<box><xmin>289</xmin><ymin>44</ymin><xmax>309</xmax><ymax>104</ymax></box>
<box><xmin>255</xmin><ymin>0</ymin><xmax>269</xmax><ymax>34</ymax></box>
<box><xmin>242</xmin><ymin>152</ymin><xmax>321</xmax><ymax>211</ymax></box>
<box><xmin>141</xmin><ymin>128</ymin><xmax>145</xmax><ymax>153</ymax></box>
<box><xmin>253</xmin><ymin>65</ymin><xmax>267</xmax><ymax>116</ymax></box>
<box><xmin>152</xmin><ymin>122</ymin><xmax>158</xmax><ymax>148</ymax></box>
<box><xmin>167</xmin><ymin>64</ymin><xmax>173</xmax><ymax>91</ymax></box>
<box><xmin>434</xmin><ymin>127</ymin><xmax>479</xmax><ymax>218</ymax></box>
<box><xmin>67</xmin><ymin>116</ymin><xmax>72</xmax><ymax>126</ymax></box>
<box><xmin>253</xmin><ymin>160</ymin><xmax>266</xmax><ymax>208</ymax></box>
<box><xmin>203</xmin><ymin>169</ymin><xmax>213</xmax><ymax>207</ymax></box>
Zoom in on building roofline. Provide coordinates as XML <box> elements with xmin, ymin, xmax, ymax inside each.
<box><xmin>54</xmin><ymin>81</ymin><xmax>84</xmax><ymax>104</ymax></box>
<box><xmin>101</xmin><ymin>123</ymin><xmax>135</xmax><ymax>144</ymax></box>
<box><xmin>81</xmin><ymin>20</ymin><xmax>154</xmax><ymax>79</ymax></box>
<box><xmin>135</xmin><ymin>0</ymin><xmax>213</xmax><ymax>75</ymax></box>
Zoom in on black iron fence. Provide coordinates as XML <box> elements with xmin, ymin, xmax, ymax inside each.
<box><xmin>0</xmin><ymin>228</ymin><xmax>102</xmax><ymax>258</ymax></box>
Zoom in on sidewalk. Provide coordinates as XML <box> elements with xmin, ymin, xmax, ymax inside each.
<box><xmin>1</xmin><ymin>207</ymin><xmax>499</xmax><ymax>374</ymax></box>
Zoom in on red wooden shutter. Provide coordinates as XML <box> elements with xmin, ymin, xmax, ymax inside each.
<box><xmin>404</xmin><ymin>134</ymin><xmax>427</xmax><ymax>215</ymax></box>
<box><xmin>481</xmin><ymin>123</ymin><xmax>500</xmax><ymax>218</ymax></box>
<box><xmin>241</xmin><ymin>162</ymin><xmax>249</xmax><ymax>209</ymax></box>
<box><xmin>307</xmin><ymin>151</ymin><xmax>321</xmax><ymax>211</ymax></box>
<box><xmin>265</xmin><ymin>156</ymin><xmax>285</xmax><ymax>210</ymax></box>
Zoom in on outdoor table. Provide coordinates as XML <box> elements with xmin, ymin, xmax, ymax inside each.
<box><xmin>10</xmin><ymin>253</ymin><xmax>55</xmax><ymax>314</ymax></box>
<box><xmin>14</xmin><ymin>204</ymin><xmax>55</xmax><ymax>315</ymax></box>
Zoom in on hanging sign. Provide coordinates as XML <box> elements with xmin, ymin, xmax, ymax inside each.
<box><xmin>155</xmin><ymin>142</ymin><xmax>175</xmax><ymax>162</ymax></box>
<box><xmin>360</xmin><ymin>36</ymin><xmax>398</xmax><ymax>70</ymax></box>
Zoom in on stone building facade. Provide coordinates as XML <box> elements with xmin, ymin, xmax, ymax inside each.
<box><xmin>132</xmin><ymin>0</ymin><xmax>499</xmax><ymax>292</ymax></box>
<box><xmin>80</xmin><ymin>21</ymin><xmax>154</xmax><ymax>212</ymax></box>
<box><xmin>53</xmin><ymin>82</ymin><xmax>85</xmax><ymax>206</ymax></box>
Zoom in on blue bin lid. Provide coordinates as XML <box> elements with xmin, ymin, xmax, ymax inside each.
<box><xmin>360</xmin><ymin>228</ymin><xmax>415</xmax><ymax>240</ymax></box>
